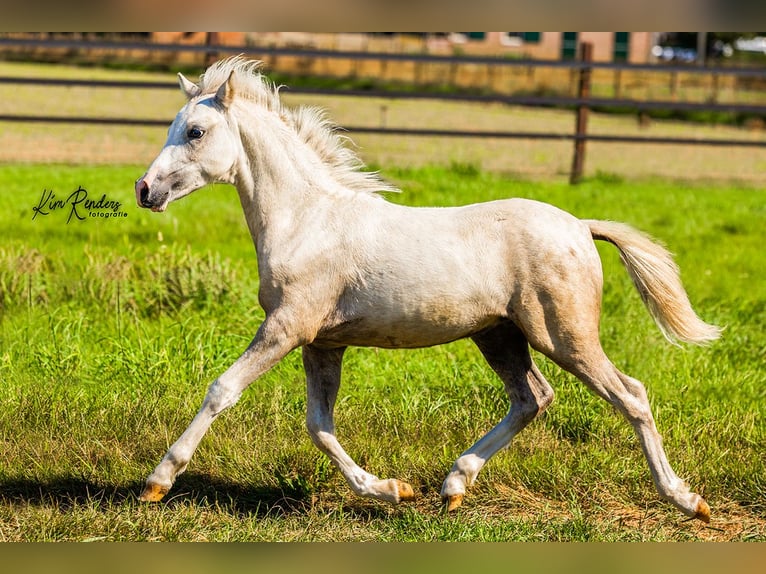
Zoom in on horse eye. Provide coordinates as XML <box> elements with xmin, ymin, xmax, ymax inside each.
<box><xmin>187</xmin><ymin>127</ymin><xmax>204</xmax><ymax>140</ymax></box>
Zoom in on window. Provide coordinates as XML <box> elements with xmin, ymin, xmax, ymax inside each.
<box><xmin>502</xmin><ymin>32</ymin><xmax>542</xmax><ymax>46</ymax></box>
<box><xmin>561</xmin><ymin>32</ymin><xmax>579</xmax><ymax>60</ymax></box>
<box><xmin>613</xmin><ymin>32</ymin><xmax>630</xmax><ymax>61</ymax></box>
<box><xmin>451</xmin><ymin>32</ymin><xmax>487</xmax><ymax>44</ymax></box>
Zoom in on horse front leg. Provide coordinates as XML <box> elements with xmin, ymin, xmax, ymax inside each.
<box><xmin>303</xmin><ymin>344</ymin><xmax>416</xmax><ymax>504</ymax></box>
<box><xmin>139</xmin><ymin>313</ymin><xmax>302</xmax><ymax>502</ymax></box>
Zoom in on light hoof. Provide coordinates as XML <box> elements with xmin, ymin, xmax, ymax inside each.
<box><xmin>693</xmin><ymin>498</ymin><xmax>711</xmax><ymax>523</ymax></box>
<box><xmin>139</xmin><ymin>482</ymin><xmax>169</xmax><ymax>502</ymax></box>
<box><xmin>443</xmin><ymin>493</ymin><xmax>464</xmax><ymax>512</ymax></box>
<box><xmin>396</xmin><ymin>480</ymin><xmax>417</xmax><ymax>502</ymax></box>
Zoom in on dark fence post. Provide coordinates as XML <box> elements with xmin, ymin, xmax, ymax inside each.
<box><xmin>570</xmin><ymin>42</ymin><xmax>593</xmax><ymax>184</ymax></box>
<box><xmin>204</xmin><ymin>32</ymin><xmax>220</xmax><ymax>67</ymax></box>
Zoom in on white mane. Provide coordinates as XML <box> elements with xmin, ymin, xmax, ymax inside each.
<box><xmin>197</xmin><ymin>56</ymin><xmax>398</xmax><ymax>195</ymax></box>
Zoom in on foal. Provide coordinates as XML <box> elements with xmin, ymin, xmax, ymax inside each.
<box><xmin>135</xmin><ymin>57</ymin><xmax>720</xmax><ymax>522</ymax></box>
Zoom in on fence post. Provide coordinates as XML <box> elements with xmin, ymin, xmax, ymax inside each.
<box><xmin>204</xmin><ymin>32</ymin><xmax>219</xmax><ymax>67</ymax></box>
<box><xmin>570</xmin><ymin>42</ymin><xmax>593</xmax><ymax>184</ymax></box>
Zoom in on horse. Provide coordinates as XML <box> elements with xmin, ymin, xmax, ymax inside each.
<box><xmin>134</xmin><ymin>56</ymin><xmax>720</xmax><ymax>522</ymax></box>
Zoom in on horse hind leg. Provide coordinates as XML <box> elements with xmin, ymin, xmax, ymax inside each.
<box><xmin>562</xmin><ymin>353</ymin><xmax>710</xmax><ymax>522</ymax></box>
<box><xmin>441</xmin><ymin>321</ymin><xmax>554</xmax><ymax>511</ymax></box>
<box><xmin>514</xmin><ymin>228</ymin><xmax>709</xmax><ymax>521</ymax></box>
<box><xmin>302</xmin><ymin>345</ymin><xmax>416</xmax><ymax>504</ymax></box>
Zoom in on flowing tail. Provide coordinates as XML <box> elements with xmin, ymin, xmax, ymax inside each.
<box><xmin>585</xmin><ymin>220</ymin><xmax>722</xmax><ymax>346</ymax></box>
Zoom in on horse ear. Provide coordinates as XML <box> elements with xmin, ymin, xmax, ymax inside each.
<box><xmin>177</xmin><ymin>73</ymin><xmax>200</xmax><ymax>100</ymax></box>
<box><xmin>215</xmin><ymin>71</ymin><xmax>237</xmax><ymax>108</ymax></box>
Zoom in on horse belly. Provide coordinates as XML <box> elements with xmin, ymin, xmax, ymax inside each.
<box><xmin>315</xmin><ymin>314</ymin><xmax>503</xmax><ymax>349</ymax></box>
<box><xmin>316</xmin><ymin>278</ymin><xmax>508</xmax><ymax>349</ymax></box>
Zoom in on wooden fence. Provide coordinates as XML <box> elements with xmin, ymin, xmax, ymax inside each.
<box><xmin>1</xmin><ymin>37</ymin><xmax>765</xmax><ymax>182</ymax></box>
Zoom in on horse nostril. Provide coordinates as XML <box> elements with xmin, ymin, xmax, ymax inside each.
<box><xmin>136</xmin><ymin>179</ymin><xmax>150</xmax><ymax>206</ymax></box>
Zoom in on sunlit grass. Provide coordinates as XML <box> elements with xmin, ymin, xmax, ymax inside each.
<box><xmin>0</xmin><ymin>163</ymin><xmax>763</xmax><ymax>541</ymax></box>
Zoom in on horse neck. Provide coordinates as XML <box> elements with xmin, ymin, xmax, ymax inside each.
<box><xmin>232</xmin><ymin>105</ymin><xmax>345</xmax><ymax>247</ymax></box>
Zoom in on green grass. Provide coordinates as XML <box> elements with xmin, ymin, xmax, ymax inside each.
<box><xmin>0</xmin><ymin>163</ymin><xmax>763</xmax><ymax>541</ymax></box>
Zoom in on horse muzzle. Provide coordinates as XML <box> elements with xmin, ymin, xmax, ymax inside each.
<box><xmin>135</xmin><ymin>173</ymin><xmax>168</xmax><ymax>212</ymax></box>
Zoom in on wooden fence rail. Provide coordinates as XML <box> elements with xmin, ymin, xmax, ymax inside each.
<box><xmin>3</xmin><ymin>36</ymin><xmax>766</xmax><ymax>77</ymax></box>
<box><xmin>1</xmin><ymin>38</ymin><xmax>765</xmax><ymax>181</ymax></box>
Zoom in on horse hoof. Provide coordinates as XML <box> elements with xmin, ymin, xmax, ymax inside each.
<box><xmin>396</xmin><ymin>480</ymin><xmax>416</xmax><ymax>502</ymax></box>
<box><xmin>693</xmin><ymin>498</ymin><xmax>710</xmax><ymax>523</ymax></box>
<box><xmin>443</xmin><ymin>494</ymin><xmax>464</xmax><ymax>512</ymax></box>
<box><xmin>139</xmin><ymin>482</ymin><xmax>169</xmax><ymax>502</ymax></box>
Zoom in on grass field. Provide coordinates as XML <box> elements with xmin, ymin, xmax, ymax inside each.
<box><xmin>0</xmin><ymin>162</ymin><xmax>763</xmax><ymax>541</ymax></box>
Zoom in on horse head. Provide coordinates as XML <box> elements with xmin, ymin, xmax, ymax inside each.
<box><xmin>135</xmin><ymin>71</ymin><xmax>241</xmax><ymax>212</ymax></box>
